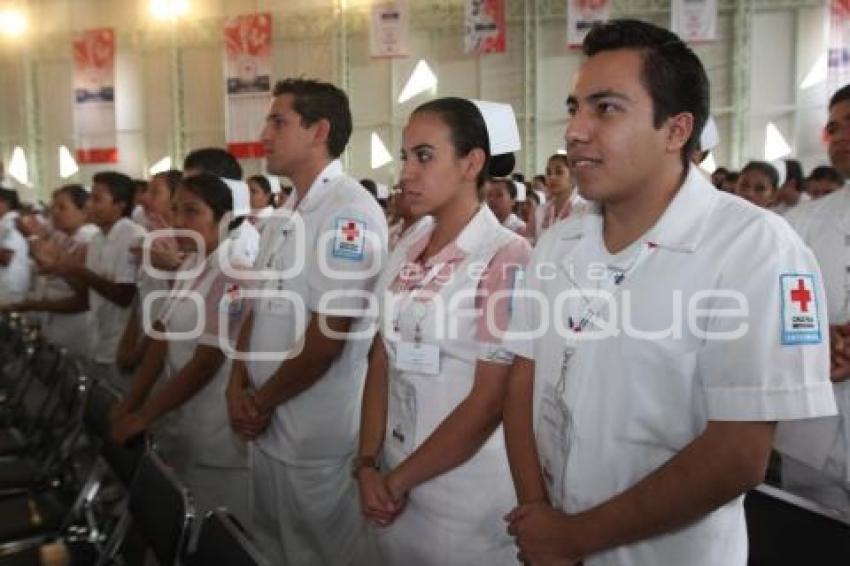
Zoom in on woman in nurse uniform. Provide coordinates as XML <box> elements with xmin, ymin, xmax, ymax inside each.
<box><xmin>528</xmin><ymin>153</ymin><xmax>587</xmax><ymax>243</ymax></box>
<box><xmin>356</xmin><ymin>97</ymin><xmax>530</xmax><ymax>565</ymax></box>
<box><xmin>111</xmin><ymin>173</ymin><xmax>253</xmax><ymax>525</ymax></box>
<box><xmin>6</xmin><ymin>185</ymin><xmax>98</xmax><ymax>356</ymax></box>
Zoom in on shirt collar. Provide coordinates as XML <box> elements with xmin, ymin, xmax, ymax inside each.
<box><xmin>404</xmin><ymin>205</ymin><xmax>501</xmax><ymax>266</ymax></box>
<box><xmin>103</xmin><ymin>216</ymin><xmax>130</xmax><ymax>239</ymax></box>
<box><xmin>581</xmin><ymin>165</ymin><xmax>717</xmax><ymax>253</ymax></box>
<box><xmin>297</xmin><ymin>159</ymin><xmax>345</xmax><ymax>212</ymax></box>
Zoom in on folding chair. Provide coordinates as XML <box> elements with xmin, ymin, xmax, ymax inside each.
<box><xmin>101</xmin><ymin>450</ymin><xmax>195</xmax><ymax>566</ymax></box>
<box><xmin>0</xmin><ymin>342</ymin><xmax>66</xmax><ymax>458</ymax></box>
<box><xmin>0</xmin><ymin>353</ymin><xmax>86</xmax><ymax>496</ymax></box>
<box><xmin>746</xmin><ymin>483</ymin><xmax>850</xmax><ymax>565</ymax></box>
<box><xmin>184</xmin><ymin>509</ymin><xmax>270</xmax><ymax>566</ymax></box>
<box><xmin>0</xmin><ymin>355</ymin><xmax>91</xmax><ymax>552</ymax></box>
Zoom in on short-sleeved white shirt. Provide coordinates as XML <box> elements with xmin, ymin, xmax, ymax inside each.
<box><xmin>507</xmin><ymin>167</ymin><xmax>836</xmax><ymax>566</ymax></box>
<box><xmin>247</xmin><ymin>160</ymin><xmax>388</xmax><ymax>465</ymax></box>
<box><xmin>85</xmin><ymin>217</ymin><xmax>146</xmax><ymax>363</ymax></box>
<box><xmin>0</xmin><ymin>211</ymin><xmax>31</xmax><ymax>302</ymax></box>
<box><xmin>777</xmin><ymin>183</ymin><xmax>850</xmax><ymax>484</ymax></box>
<box><xmin>39</xmin><ymin>223</ymin><xmax>99</xmax><ymax>355</ymax></box>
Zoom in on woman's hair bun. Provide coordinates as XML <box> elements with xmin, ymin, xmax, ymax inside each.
<box><xmin>488</xmin><ymin>153</ymin><xmax>515</xmax><ymax>178</ymax></box>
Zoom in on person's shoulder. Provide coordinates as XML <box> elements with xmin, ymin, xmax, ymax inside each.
<box><xmin>710</xmin><ymin>191</ymin><xmax>812</xmax><ymax>261</ymax></box>
<box><xmin>327</xmin><ymin>174</ymin><xmax>388</xmax><ymax>227</ymax></box>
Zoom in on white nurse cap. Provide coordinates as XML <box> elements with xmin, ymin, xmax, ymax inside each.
<box><xmin>264</xmin><ymin>175</ymin><xmax>282</xmax><ymax>195</ymax></box>
<box><xmin>471</xmin><ymin>100</ymin><xmax>522</xmax><ymax>155</ymax></box>
<box><xmin>699</xmin><ymin>116</ymin><xmax>720</xmax><ymax>152</ymax></box>
<box><xmin>220</xmin><ymin>178</ymin><xmax>251</xmax><ymax>217</ymax></box>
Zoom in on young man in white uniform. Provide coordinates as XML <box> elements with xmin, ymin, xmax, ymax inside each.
<box><xmin>501</xmin><ymin>20</ymin><xmax>837</xmax><ymax>565</ymax></box>
<box><xmin>777</xmin><ymin>84</ymin><xmax>850</xmax><ymax>510</ymax></box>
<box><xmin>226</xmin><ymin>78</ymin><xmax>387</xmax><ymax>565</ymax></box>
<box><xmin>49</xmin><ymin>172</ymin><xmax>144</xmax><ymax>392</ymax></box>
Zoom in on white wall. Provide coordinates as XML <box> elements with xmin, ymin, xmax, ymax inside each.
<box><xmin>0</xmin><ymin>0</ymin><xmax>834</xmax><ymax>200</ymax></box>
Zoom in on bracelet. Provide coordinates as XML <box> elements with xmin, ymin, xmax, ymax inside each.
<box><xmin>351</xmin><ymin>455</ymin><xmax>380</xmax><ymax>478</ymax></box>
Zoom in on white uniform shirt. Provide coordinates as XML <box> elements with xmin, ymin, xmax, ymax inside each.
<box><xmin>39</xmin><ymin>224</ymin><xmax>99</xmax><ymax>354</ymax></box>
<box><xmin>157</xmin><ymin>240</ymin><xmax>249</xmax><ymax>470</ymax></box>
<box><xmin>86</xmin><ymin>217</ymin><xmax>146</xmax><ymax>363</ymax></box>
<box><xmin>502</xmin><ymin>212</ymin><xmax>527</xmax><ymax>235</ymax></box>
<box><xmin>248</xmin><ymin>160</ymin><xmax>388</xmax><ymax>465</ymax></box>
<box><xmin>507</xmin><ymin>167</ymin><xmax>836</xmax><ymax>566</ymax></box>
<box><xmin>374</xmin><ymin>207</ymin><xmax>529</xmax><ymax>557</ymax></box>
<box><xmin>0</xmin><ymin>211</ymin><xmax>31</xmax><ymax>303</ymax></box>
<box><xmin>777</xmin><ymin>183</ymin><xmax>850</xmax><ymax>484</ymax></box>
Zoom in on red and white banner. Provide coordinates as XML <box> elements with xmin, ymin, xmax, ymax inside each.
<box><xmin>464</xmin><ymin>0</ymin><xmax>506</xmax><ymax>55</ymax></box>
<box><xmin>72</xmin><ymin>28</ymin><xmax>117</xmax><ymax>164</ymax></box>
<box><xmin>370</xmin><ymin>1</ymin><xmax>410</xmax><ymax>58</ymax></box>
<box><xmin>224</xmin><ymin>13</ymin><xmax>273</xmax><ymax>160</ymax></box>
<box><xmin>671</xmin><ymin>0</ymin><xmax>717</xmax><ymax>43</ymax></box>
<box><xmin>828</xmin><ymin>0</ymin><xmax>850</xmax><ymax>96</ymax></box>
<box><xmin>567</xmin><ymin>0</ymin><xmax>610</xmax><ymax>48</ymax></box>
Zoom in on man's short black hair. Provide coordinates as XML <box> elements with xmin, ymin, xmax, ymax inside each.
<box><xmin>92</xmin><ymin>171</ymin><xmax>135</xmax><ymax>217</ymax></box>
<box><xmin>273</xmin><ymin>78</ymin><xmax>352</xmax><ymax>159</ymax></box>
<box><xmin>583</xmin><ymin>19</ymin><xmax>710</xmax><ymax>169</ymax></box>
<box><xmin>808</xmin><ymin>165</ymin><xmax>844</xmax><ymax>185</ymax></box>
<box><xmin>829</xmin><ymin>84</ymin><xmax>850</xmax><ymax>110</ymax></box>
<box><xmin>183</xmin><ymin>148</ymin><xmax>243</xmax><ymax>180</ymax></box>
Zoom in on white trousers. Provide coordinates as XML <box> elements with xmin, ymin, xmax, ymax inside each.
<box><xmin>375</xmin><ymin>499</ymin><xmax>519</xmax><ymax>566</ymax></box>
<box><xmin>252</xmin><ymin>447</ymin><xmax>376</xmax><ymax>566</ymax></box>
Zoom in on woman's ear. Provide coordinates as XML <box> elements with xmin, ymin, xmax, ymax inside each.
<box><xmin>462</xmin><ymin>147</ymin><xmax>487</xmax><ymax>184</ymax></box>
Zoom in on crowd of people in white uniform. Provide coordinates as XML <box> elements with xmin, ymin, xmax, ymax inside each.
<box><xmin>0</xmin><ymin>18</ymin><xmax>848</xmax><ymax>566</ymax></box>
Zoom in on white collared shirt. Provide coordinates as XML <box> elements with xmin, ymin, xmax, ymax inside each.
<box><xmin>248</xmin><ymin>160</ymin><xmax>389</xmax><ymax>465</ymax></box>
<box><xmin>86</xmin><ymin>217</ymin><xmax>146</xmax><ymax>363</ymax></box>
<box><xmin>777</xmin><ymin>182</ymin><xmax>850</xmax><ymax>485</ymax></box>
<box><xmin>507</xmin><ymin>166</ymin><xmax>836</xmax><ymax>566</ymax></box>
<box><xmin>0</xmin><ymin>210</ymin><xmax>30</xmax><ymax>303</ymax></box>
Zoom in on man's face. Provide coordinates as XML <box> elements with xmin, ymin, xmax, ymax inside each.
<box><xmin>827</xmin><ymin>98</ymin><xmax>850</xmax><ymax>177</ymax></box>
<box><xmin>565</xmin><ymin>49</ymin><xmax>683</xmax><ymax>203</ymax></box>
<box><xmin>261</xmin><ymin>93</ymin><xmax>318</xmax><ymax>177</ymax></box>
<box><xmin>89</xmin><ymin>183</ymin><xmax>124</xmax><ymax>229</ymax></box>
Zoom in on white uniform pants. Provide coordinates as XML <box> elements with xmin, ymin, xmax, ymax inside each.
<box><xmin>782</xmin><ymin>455</ymin><xmax>850</xmax><ymax>512</ymax></box>
<box><xmin>252</xmin><ymin>447</ymin><xmax>375</xmax><ymax>566</ymax></box>
<box><xmin>375</xmin><ymin>499</ymin><xmax>518</xmax><ymax>566</ymax></box>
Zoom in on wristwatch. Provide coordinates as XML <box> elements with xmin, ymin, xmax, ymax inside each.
<box><xmin>351</xmin><ymin>455</ymin><xmax>380</xmax><ymax>478</ymax></box>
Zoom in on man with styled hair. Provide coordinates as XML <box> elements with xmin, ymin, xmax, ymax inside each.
<box><xmin>227</xmin><ymin>78</ymin><xmax>387</xmax><ymax>565</ymax></box>
<box><xmin>502</xmin><ymin>19</ymin><xmax>836</xmax><ymax>565</ymax></box>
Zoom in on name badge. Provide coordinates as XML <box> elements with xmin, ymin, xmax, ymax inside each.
<box><xmin>395</xmin><ymin>342</ymin><xmax>440</xmax><ymax>376</ymax></box>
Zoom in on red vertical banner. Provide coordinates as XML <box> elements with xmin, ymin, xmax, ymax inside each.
<box><xmin>224</xmin><ymin>13</ymin><xmax>273</xmax><ymax>160</ymax></box>
<box><xmin>72</xmin><ymin>28</ymin><xmax>118</xmax><ymax>164</ymax></box>
<box><xmin>567</xmin><ymin>0</ymin><xmax>610</xmax><ymax>48</ymax></box>
<box><xmin>828</xmin><ymin>0</ymin><xmax>850</xmax><ymax>96</ymax></box>
<box><xmin>465</xmin><ymin>0</ymin><xmax>506</xmax><ymax>55</ymax></box>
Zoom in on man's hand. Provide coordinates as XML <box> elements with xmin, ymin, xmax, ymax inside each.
<box><xmin>506</xmin><ymin>502</ymin><xmax>581</xmax><ymax>566</ymax></box>
<box><xmin>226</xmin><ymin>379</ymin><xmax>271</xmax><ymax>441</ymax></box>
<box><xmin>357</xmin><ymin>468</ymin><xmax>405</xmax><ymax>527</ymax></box>
<box><xmin>111</xmin><ymin>411</ymin><xmax>149</xmax><ymax>444</ymax></box>
<box><xmin>16</xmin><ymin>214</ymin><xmax>46</xmax><ymax>239</ymax></box>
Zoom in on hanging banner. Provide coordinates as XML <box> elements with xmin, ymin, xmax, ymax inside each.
<box><xmin>567</xmin><ymin>0</ymin><xmax>611</xmax><ymax>48</ymax></box>
<box><xmin>828</xmin><ymin>0</ymin><xmax>850</xmax><ymax>96</ymax></box>
<box><xmin>370</xmin><ymin>1</ymin><xmax>410</xmax><ymax>58</ymax></box>
<box><xmin>72</xmin><ymin>28</ymin><xmax>118</xmax><ymax>164</ymax></box>
<box><xmin>464</xmin><ymin>0</ymin><xmax>506</xmax><ymax>55</ymax></box>
<box><xmin>671</xmin><ymin>0</ymin><xmax>717</xmax><ymax>43</ymax></box>
<box><xmin>224</xmin><ymin>12</ymin><xmax>273</xmax><ymax>160</ymax></box>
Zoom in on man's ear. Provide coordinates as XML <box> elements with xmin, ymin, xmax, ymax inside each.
<box><xmin>666</xmin><ymin>112</ymin><xmax>695</xmax><ymax>154</ymax></box>
<box><xmin>312</xmin><ymin>118</ymin><xmax>331</xmax><ymax>150</ymax></box>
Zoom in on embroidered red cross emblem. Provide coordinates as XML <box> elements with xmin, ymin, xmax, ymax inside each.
<box><xmin>342</xmin><ymin>221</ymin><xmax>360</xmax><ymax>242</ymax></box>
<box><xmin>225</xmin><ymin>283</ymin><xmax>240</xmax><ymax>298</ymax></box>
<box><xmin>790</xmin><ymin>278</ymin><xmax>812</xmax><ymax>312</ymax></box>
